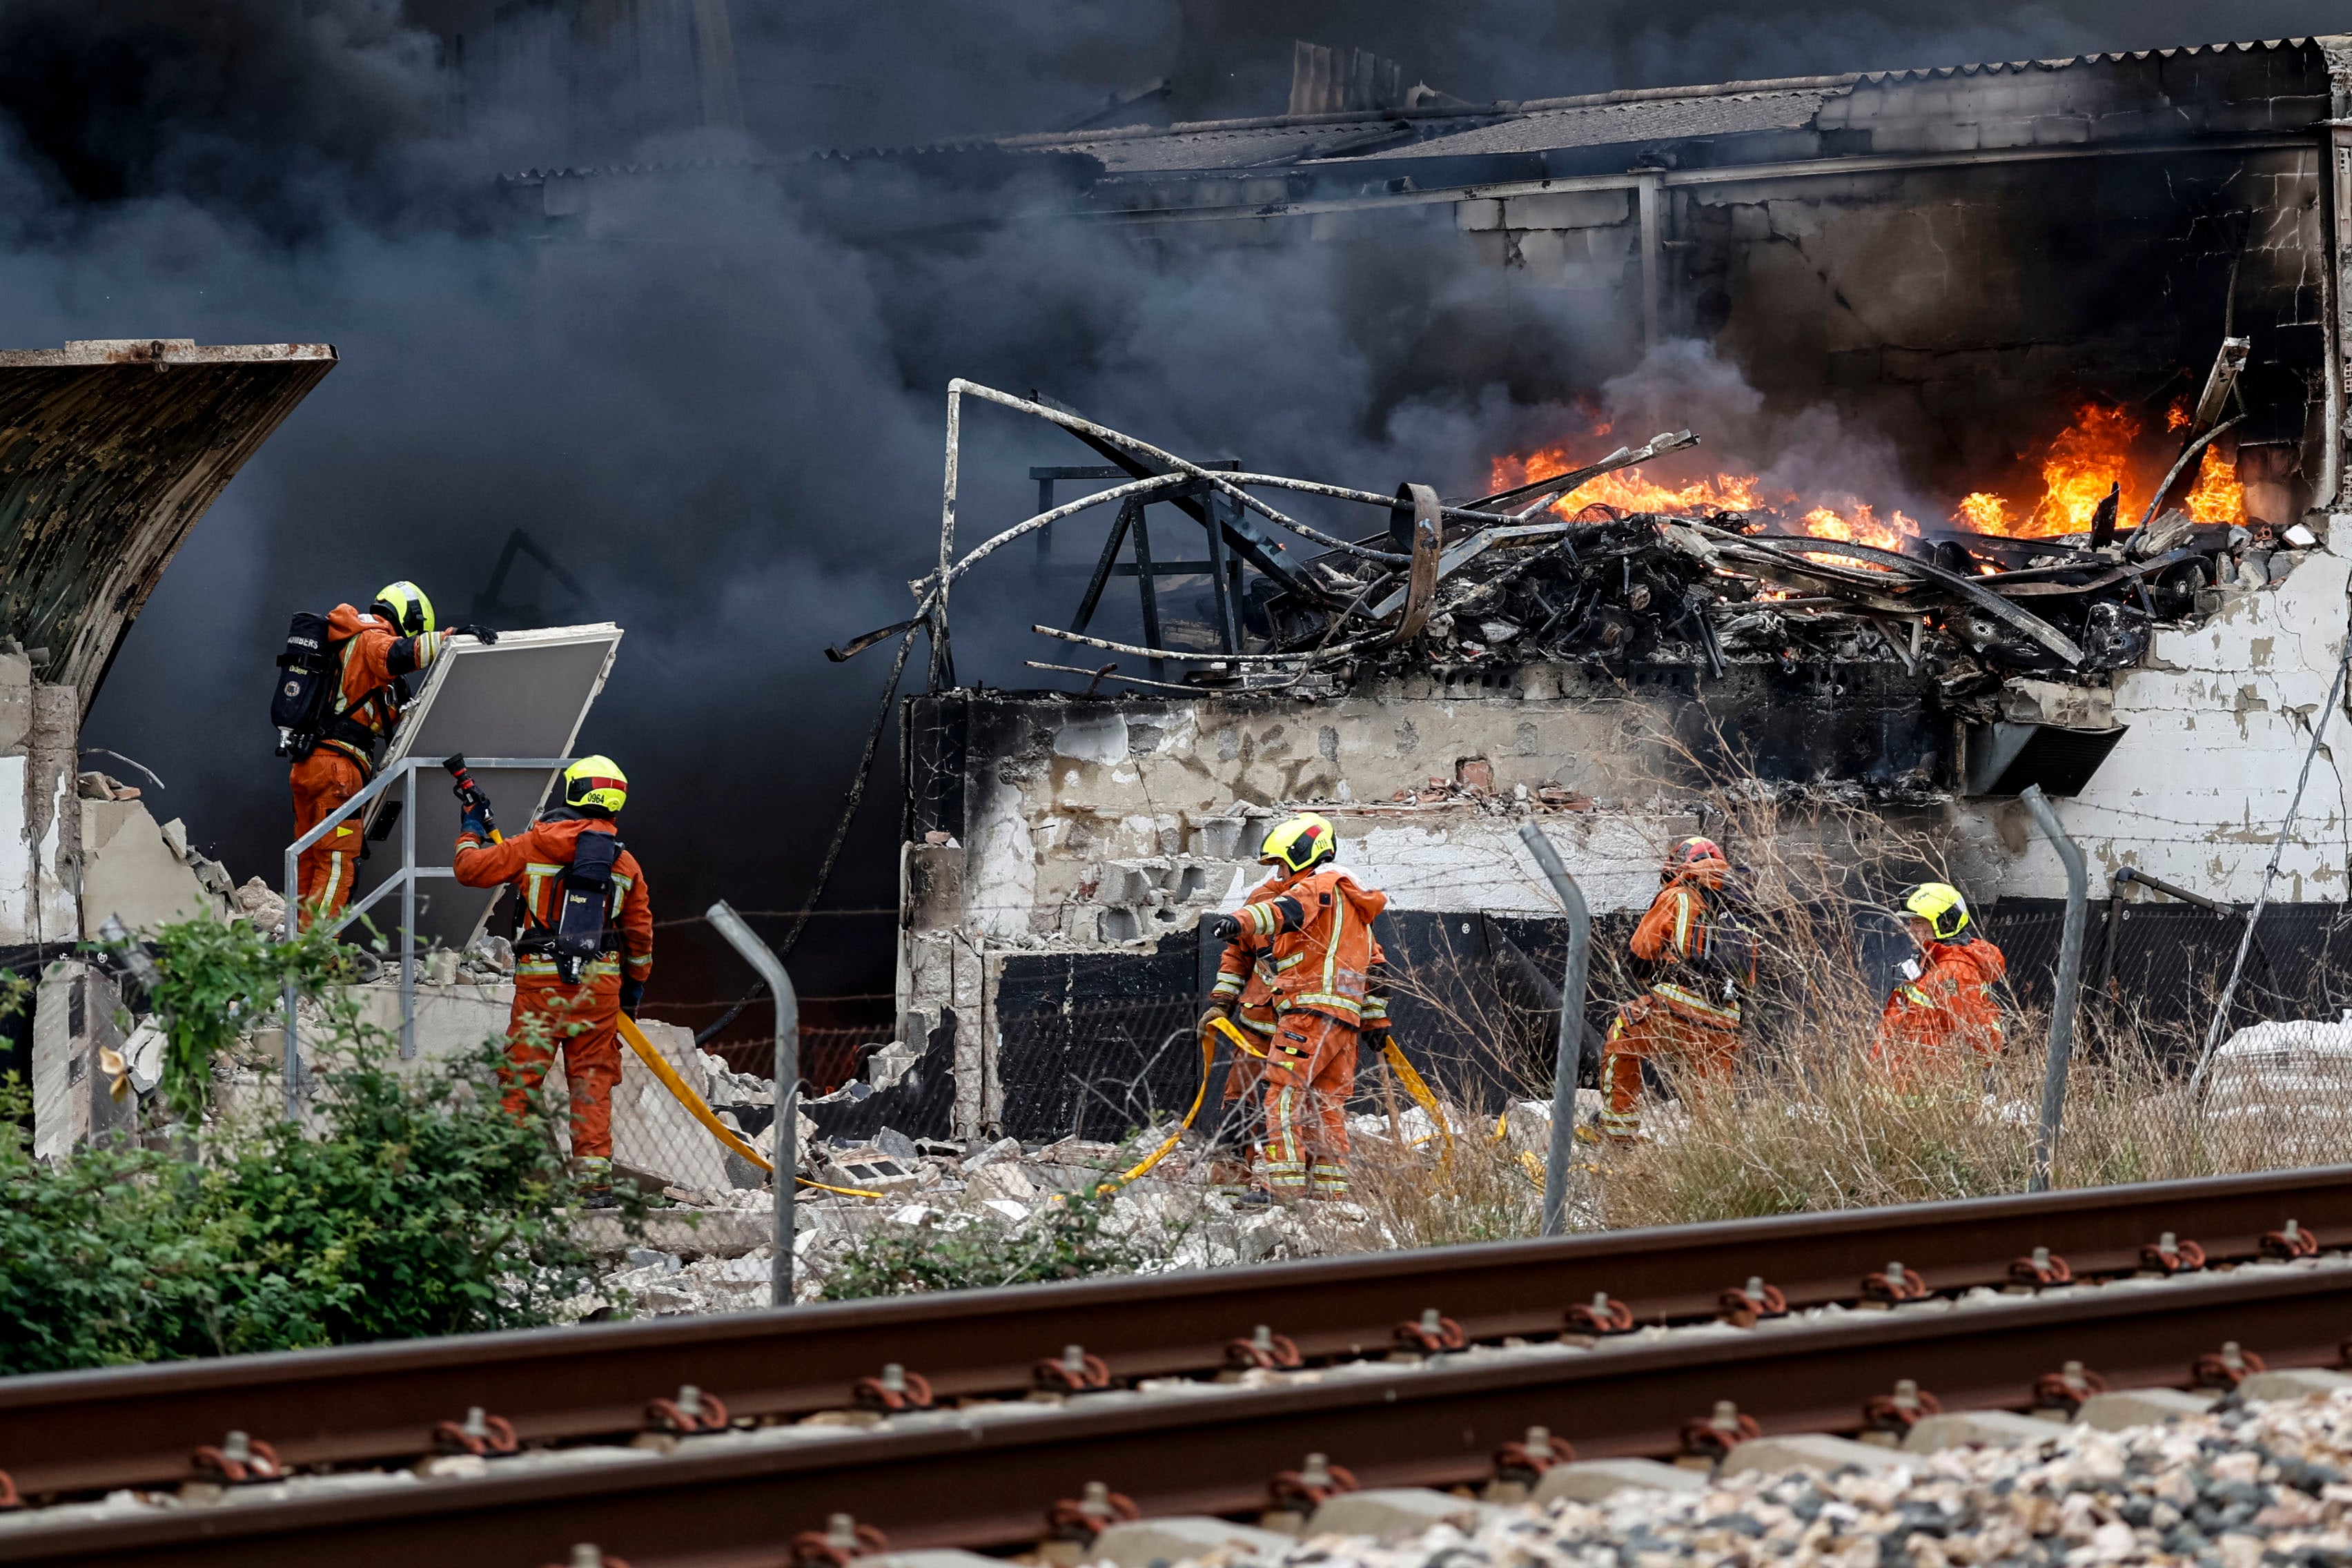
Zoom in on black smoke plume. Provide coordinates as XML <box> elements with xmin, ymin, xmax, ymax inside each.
<box><xmin>0</xmin><ymin>0</ymin><xmax>2335</xmax><ymax>1033</ymax></box>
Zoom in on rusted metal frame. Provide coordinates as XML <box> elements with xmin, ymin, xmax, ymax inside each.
<box><xmin>1022</xmin><ymin>660</ymin><xmax>1204</xmax><ymax>695</ymax></box>
<box><xmin>1073</xmin><ymin>498</ymin><xmax>1136</xmax><ymax>634</ymax></box>
<box><xmin>20</xmin><ymin>1266</ymin><xmax>2352</xmax><ymax>1567</ymax></box>
<box><xmin>1985</xmin><ymin>547</ymin><xmax>2195</xmax><ymax>598</ymax></box>
<box><xmin>1706</xmin><ymin>526</ymin><xmax>2088</xmax><ymax>665</ymax></box>
<box><xmin>1703</xmin><ymin>547</ymin><xmax>1918</xmax><ymax>614</ymax></box>
<box><xmin>963</xmin><ymin>382</ymin><xmax>1514</xmax><ymax>563</ymax></box>
<box><xmin>1499</xmin><ymin>431</ymin><xmax>1696</xmax><ymax>518</ymax></box>
<box><xmin>1365</xmin><ymin>521</ymin><xmax>1575</xmax><ymax>619</ymax></box>
<box><xmin>1204</xmin><ymin>486</ymin><xmax>1241</xmax><ymax>654</ymax></box>
<box><xmin>1131</xmin><ymin>499</ymin><xmax>1164</xmax><ymax>680</ymax></box>
<box><xmin>13</xmin><ymin>1166</ymin><xmax>2352</xmax><ymax>1503</ymax></box>
<box><xmin>2131</xmin><ymin>413</ymin><xmax>2246</xmax><ymax>533</ymax></box>
<box><xmin>957</xmin><ymin>382</ymin><xmax>1344</xmax><ymax>578</ymax></box>
<box><xmin>1388</xmin><ymin>484</ymin><xmax>1443</xmax><ymax>645</ymax></box>
<box><xmin>1030</xmin><ymin>623</ymin><xmax>1389</xmax><ymax>665</ymax></box>
<box><xmin>929</xmin><ymin>473</ymin><xmax>1193</xmax><ymax>602</ymax></box>
<box><xmin>1211</xmin><ymin>471</ymin><xmax>1516</xmax><ymax>534</ymax></box>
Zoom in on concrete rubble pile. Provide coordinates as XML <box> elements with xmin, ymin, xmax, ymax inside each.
<box><xmin>1131</xmin><ymin>1388</ymin><xmax>2352</xmax><ymax>1568</ymax></box>
<box><xmin>585</xmin><ymin>1117</ymin><xmax>1466</xmax><ymax>1313</ymax></box>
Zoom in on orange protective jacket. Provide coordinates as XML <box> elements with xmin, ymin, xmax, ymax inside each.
<box><xmin>314</xmin><ymin>602</ymin><xmax>450</xmax><ymax>772</ymax></box>
<box><xmin>453</xmin><ymin>816</ymin><xmax>654</xmax><ymax>989</ymax></box>
<box><xmin>1211</xmin><ymin>863</ymin><xmax>1389</xmax><ymax>1029</ymax></box>
<box><xmin>1878</xmin><ymin>937</ymin><xmax>2006</xmax><ymax>1060</ymax></box>
<box><xmin>1628</xmin><ymin>868</ymin><xmax>1748</xmax><ymax>1031</ymax></box>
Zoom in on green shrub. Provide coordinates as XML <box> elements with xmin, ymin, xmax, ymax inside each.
<box><xmin>0</xmin><ymin>917</ymin><xmax>608</xmax><ymax>1374</ymax></box>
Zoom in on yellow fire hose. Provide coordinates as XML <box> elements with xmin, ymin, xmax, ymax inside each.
<box><xmin>1089</xmin><ymin>1020</ymin><xmax>1224</xmax><ymax>1193</ymax></box>
<box><xmin>1088</xmin><ymin>1015</ymin><xmax>1453</xmax><ymax>1196</ymax></box>
<box><xmin>615</xmin><ymin>1015</ymin><xmax>883</xmax><ymax>1199</ymax></box>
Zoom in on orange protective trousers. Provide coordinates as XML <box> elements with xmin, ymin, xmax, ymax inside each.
<box><xmin>1600</xmin><ymin>999</ymin><xmax>1738</xmax><ymax>1140</ymax></box>
<box><xmin>1260</xmin><ymin>1010</ymin><xmax>1358</xmax><ymax>1197</ymax></box>
<box><xmin>500</xmin><ymin>974</ymin><xmax>624</xmax><ymax>1161</ymax></box>
<box><xmin>289</xmin><ymin>750</ymin><xmax>367</xmax><ymax>929</ymax></box>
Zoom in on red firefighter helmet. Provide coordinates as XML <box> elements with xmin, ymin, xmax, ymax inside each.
<box><xmin>1665</xmin><ymin>836</ymin><xmax>1727</xmax><ymax>882</ymax></box>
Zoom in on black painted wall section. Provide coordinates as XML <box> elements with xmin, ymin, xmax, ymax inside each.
<box><xmin>978</xmin><ymin>899</ymin><xmax>2352</xmax><ymax>1139</ymax></box>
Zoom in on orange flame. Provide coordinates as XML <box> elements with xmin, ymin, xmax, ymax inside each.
<box><xmin>2022</xmin><ymin>403</ymin><xmax>2139</xmax><ymax>537</ymax></box>
<box><xmin>1493</xmin><ymin>393</ymin><xmax>2246</xmax><ymax>551</ymax></box>
<box><xmin>1488</xmin><ymin>447</ymin><xmax>1914</xmax><ymax>548</ymax></box>
<box><xmin>2182</xmin><ymin>442</ymin><xmax>2244</xmax><ymax>525</ymax></box>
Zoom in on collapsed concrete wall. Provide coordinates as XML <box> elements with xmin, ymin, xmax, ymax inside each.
<box><xmin>896</xmin><ymin>512</ymin><xmax>2352</xmax><ymax>1137</ymax></box>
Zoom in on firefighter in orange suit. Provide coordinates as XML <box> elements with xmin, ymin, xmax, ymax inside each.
<box><xmin>453</xmin><ymin>755</ymin><xmax>653</xmax><ymax>1205</ymax></box>
<box><xmin>1200</xmin><ymin>812</ymin><xmax>1389</xmax><ymax>1199</ymax></box>
<box><xmin>288</xmin><ymin>581</ymin><xmax>493</xmax><ymax>927</ymax></box>
<box><xmin>1599</xmin><ymin>836</ymin><xmax>1754</xmax><ymax>1142</ymax></box>
<box><xmin>1875</xmin><ymin>882</ymin><xmax>2006</xmax><ymax>1084</ymax></box>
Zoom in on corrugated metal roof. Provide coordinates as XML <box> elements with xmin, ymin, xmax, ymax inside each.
<box><xmin>981</xmin><ymin>35</ymin><xmax>2332</xmax><ymax>175</ymax></box>
<box><xmin>1374</xmin><ymin>89</ymin><xmax>1833</xmax><ymax>161</ymax></box>
<box><xmin>1017</xmin><ymin>117</ymin><xmax>1442</xmax><ymax>172</ymax></box>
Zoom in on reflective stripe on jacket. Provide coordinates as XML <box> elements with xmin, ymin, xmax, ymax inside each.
<box><xmin>315</xmin><ymin>602</ymin><xmax>449</xmax><ymax>770</ymax></box>
<box><xmin>1876</xmin><ymin>937</ymin><xmax>2006</xmax><ymax>1060</ymax></box>
<box><xmin>1629</xmin><ymin>874</ymin><xmax>1746</xmax><ymax>1030</ymax></box>
<box><xmin>1213</xmin><ymin>863</ymin><xmax>1388</xmax><ymax>1025</ymax></box>
<box><xmin>453</xmin><ymin>816</ymin><xmax>654</xmax><ymax>983</ymax></box>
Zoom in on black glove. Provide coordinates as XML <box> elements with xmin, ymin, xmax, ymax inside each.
<box><xmin>452</xmin><ymin>623</ymin><xmax>500</xmax><ymax>644</ymax></box>
<box><xmin>1202</xmin><ymin>912</ymin><xmax>1242</xmax><ymax>944</ymax></box>
<box><xmin>1199</xmin><ymin>997</ymin><xmax>1236</xmax><ymax>1032</ymax></box>
<box><xmin>618</xmin><ymin>977</ymin><xmax>645</xmax><ymax>1019</ymax></box>
<box><xmin>459</xmin><ymin>804</ymin><xmax>494</xmax><ymax>841</ymax></box>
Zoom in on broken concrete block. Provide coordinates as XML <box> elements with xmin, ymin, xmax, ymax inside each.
<box><xmin>32</xmin><ymin>960</ymin><xmax>133</xmax><ymax>1157</ymax></box>
<box><xmin>874</xmin><ymin>1125</ymin><xmax>919</xmax><ymax>1164</ymax></box>
<box><xmin>81</xmin><ymin>797</ymin><xmax>227</xmax><ymax>935</ymax></box>
<box><xmin>966</xmin><ymin>1163</ymin><xmax>1039</xmax><ymax>1204</ymax></box>
<box><xmin>1533</xmin><ymin>1458</ymin><xmax>1710</xmax><ymax>1503</ymax></box>
<box><xmin>963</xmin><ymin>1135</ymin><xmax>1022</xmax><ymax>1170</ymax></box>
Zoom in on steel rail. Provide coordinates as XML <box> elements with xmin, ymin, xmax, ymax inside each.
<box><xmin>5</xmin><ymin>1166</ymin><xmax>2351</xmax><ymax>1502</ymax></box>
<box><xmin>14</xmin><ymin>1255</ymin><xmax>2352</xmax><ymax>1567</ymax></box>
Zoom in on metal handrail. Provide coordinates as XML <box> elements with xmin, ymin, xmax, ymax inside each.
<box><xmin>279</xmin><ymin>754</ymin><xmax>576</xmax><ymax>1116</ymax></box>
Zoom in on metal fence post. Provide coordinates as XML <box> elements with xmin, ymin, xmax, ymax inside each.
<box><xmin>1518</xmin><ymin>823</ymin><xmax>1591</xmax><ymax>1237</ymax></box>
<box><xmin>707</xmin><ymin>899</ymin><xmax>798</xmax><ymax>1308</ymax></box>
<box><xmin>399</xmin><ymin>759</ymin><xmax>418</xmax><ymax>1060</ymax></box>
<box><xmin>2019</xmin><ymin>783</ymin><xmax>2086</xmax><ymax>1193</ymax></box>
<box><xmin>282</xmin><ymin>841</ymin><xmax>301</xmax><ymax>1119</ymax></box>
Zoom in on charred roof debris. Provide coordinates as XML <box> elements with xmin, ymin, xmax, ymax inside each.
<box><xmin>833</xmin><ymin>362</ymin><xmax>2284</xmax><ymax>816</ymax></box>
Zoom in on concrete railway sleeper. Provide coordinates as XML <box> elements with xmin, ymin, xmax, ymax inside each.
<box><xmin>14</xmin><ymin>1243</ymin><xmax>2352</xmax><ymax>1565</ymax></box>
<box><xmin>8</xmin><ymin>1164</ymin><xmax>2352</xmax><ymax>1503</ymax></box>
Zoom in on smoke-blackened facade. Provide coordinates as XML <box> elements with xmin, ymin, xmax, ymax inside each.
<box><xmin>878</xmin><ymin>38</ymin><xmax>2352</xmax><ymax>1139</ymax></box>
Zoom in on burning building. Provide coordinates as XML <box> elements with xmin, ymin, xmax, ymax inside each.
<box><xmin>803</xmin><ymin>37</ymin><xmax>2352</xmax><ymax>1143</ymax></box>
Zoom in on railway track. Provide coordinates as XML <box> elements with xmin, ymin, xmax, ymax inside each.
<box><xmin>6</xmin><ymin>1166</ymin><xmax>2352</xmax><ymax>1566</ymax></box>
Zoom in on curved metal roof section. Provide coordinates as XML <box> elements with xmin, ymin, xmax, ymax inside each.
<box><xmin>977</xmin><ymin>35</ymin><xmax>2340</xmax><ymax>177</ymax></box>
<box><xmin>0</xmin><ymin>339</ymin><xmax>337</xmax><ymax>711</ymax></box>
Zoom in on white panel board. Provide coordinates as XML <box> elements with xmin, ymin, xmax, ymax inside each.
<box><xmin>349</xmin><ymin>623</ymin><xmax>623</xmax><ymax>952</ymax></box>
